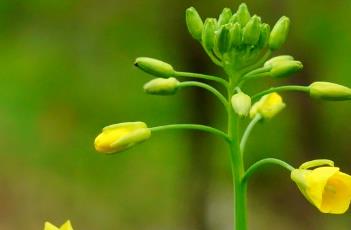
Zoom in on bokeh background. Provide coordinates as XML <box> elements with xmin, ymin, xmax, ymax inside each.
<box><xmin>0</xmin><ymin>0</ymin><xmax>350</xmax><ymax>229</ymax></box>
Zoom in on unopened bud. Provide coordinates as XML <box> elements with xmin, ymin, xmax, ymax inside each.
<box><xmin>217</xmin><ymin>24</ymin><xmax>231</xmax><ymax>54</ymax></box>
<box><xmin>264</xmin><ymin>55</ymin><xmax>294</xmax><ymax>67</ymax></box>
<box><xmin>269</xmin><ymin>16</ymin><xmax>290</xmax><ymax>50</ymax></box>
<box><xmin>309</xmin><ymin>82</ymin><xmax>351</xmax><ymax>101</ymax></box>
<box><xmin>202</xmin><ymin>18</ymin><xmax>217</xmax><ymax>51</ymax></box>
<box><xmin>218</xmin><ymin>8</ymin><xmax>232</xmax><ymax>26</ymax></box>
<box><xmin>231</xmin><ymin>92</ymin><xmax>252</xmax><ymax>117</ymax></box>
<box><xmin>230</xmin><ymin>23</ymin><xmax>242</xmax><ymax>48</ymax></box>
<box><xmin>257</xmin><ymin>23</ymin><xmax>270</xmax><ymax>48</ymax></box>
<box><xmin>270</xmin><ymin>60</ymin><xmax>303</xmax><ymax>78</ymax></box>
<box><xmin>236</xmin><ymin>3</ymin><xmax>251</xmax><ymax>26</ymax></box>
<box><xmin>186</xmin><ymin>7</ymin><xmax>204</xmax><ymax>41</ymax></box>
<box><xmin>135</xmin><ymin>57</ymin><xmax>175</xmax><ymax>78</ymax></box>
<box><xmin>250</xmin><ymin>93</ymin><xmax>286</xmax><ymax>119</ymax></box>
<box><xmin>94</xmin><ymin>122</ymin><xmax>151</xmax><ymax>154</ymax></box>
<box><xmin>143</xmin><ymin>77</ymin><xmax>180</xmax><ymax>95</ymax></box>
<box><xmin>243</xmin><ymin>15</ymin><xmax>261</xmax><ymax>46</ymax></box>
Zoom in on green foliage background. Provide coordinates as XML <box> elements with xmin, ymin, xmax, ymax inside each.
<box><xmin>0</xmin><ymin>0</ymin><xmax>350</xmax><ymax>229</ymax></box>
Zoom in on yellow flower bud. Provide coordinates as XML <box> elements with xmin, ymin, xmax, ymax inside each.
<box><xmin>44</xmin><ymin>221</ymin><xmax>74</xmax><ymax>230</ymax></box>
<box><xmin>143</xmin><ymin>77</ymin><xmax>180</xmax><ymax>95</ymax></box>
<box><xmin>231</xmin><ymin>92</ymin><xmax>251</xmax><ymax>117</ymax></box>
<box><xmin>309</xmin><ymin>81</ymin><xmax>351</xmax><ymax>101</ymax></box>
<box><xmin>250</xmin><ymin>93</ymin><xmax>286</xmax><ymax>119</ymax></box>
<box><xmin>134</xmin><ymin>57</ymin><xmax>175</xmax><ymax>78</ymax></box>
<box><xmin>94</xmin><ymin>122</ymin><xmax>151</xmax><ymax>154</ymax></box>
<box><xmin>264</xmin><ymin>55</ymin><xmax>294</xmax><ymax>67</ymax></box>
<box><xmin>291</xmin><ymin>161</ymin><xmax>351</xmax><ymax>214</ymax></box>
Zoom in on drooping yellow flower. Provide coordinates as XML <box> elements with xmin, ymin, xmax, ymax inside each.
<box><xmin>94</xmin><ymin>122</ymin><xmax>151</xmax><ymax>154</ymax></box>
<box><xmin>44</xmin><ymin>220</ymin><xmax>73</xmax><ymax>230</ymax></box>
<box><xmin>291</xmin><ymin>160</ymin><xmax>351</xmax><ymax>214</ymax></box>
<box><xmin>250</xmin><ymin>92</ymin><xmax>286</xmax><ymax>119</ymax></box>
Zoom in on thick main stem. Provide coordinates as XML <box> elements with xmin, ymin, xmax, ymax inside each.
<box><xmin>227</xmin><ymin>74</ymin><xmax>247</xmax><ymax>230</ymax></box>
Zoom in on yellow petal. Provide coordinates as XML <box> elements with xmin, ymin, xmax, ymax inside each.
<box><xmin>44</xmin><ymin>222</ymin><xmax>59</xmax><ymax>230</ymax></box>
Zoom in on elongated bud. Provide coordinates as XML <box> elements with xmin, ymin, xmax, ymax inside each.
<box><xmin>264</xmin><ymin>55</ymin><xmax>294</xmax><ymax>67</ymax></box>
<box><xmin>231</xmin><ymin>92</ymin><xmax>252</xmax><ymax>117</ymax></box>
<box><xmin>257</xmin><ymin>23</ymin><xmax>270</xmax><ymax>48</ymax></box>
<box><xmin>236</xmin><ymin>3</ymin><xmax>251</xmax><ymax>26</ymax></box>
<box><xmin>230</xmin><ymin>23</ymin><xmax>242</xmax><ymax>48</ymax></box>
<box><xmin>186</xmin><ymin>7</ymin><xmax>204</xmax><ymax>41</ymax></box>
<box><xmin>250</xmin><ymin>93</ymin><xmax>286</xmax><ymax>119</ymax></box>
<box><xmin>309</xmin><ymin>82</ymin><xmax>351</xmax><ymax>101</ymax></box>
<box><xmin>217</xmin><ymin>24</ymin><xmax>231</xmax><ymax>54</ymax></box>
<box><xmin>270</xmin><ymin>60</ymin><xmax>303</xmax><ymax>78</ymax></box>
<box><xmin>269</xmin><ymin>16</ymin><xmax>290</xmax><ymax>50</ymax></box>
<box><xmin>135</xmin><ymin>57</ymin><xmax>175</xmax><ymax>78</ymax></box>
<box><xmin>94</xmin><ymin>122</ymin><xmax>151</xmax><ymax>154</ymax></box>
<box><xmin>243</xmin><ymin>15</ymin><xmax>261</xmax><ymax>45</ymax></box>
<box><xmin>202</xmin><ymin>18</ymin><xmax>217</xmax><ymax>51</ymax></box>
<box><xmin>218</xmin><ymin>8</ymin><xmax>232</xmax><ymax>26</ymax></box>
<box><xmin>143</xmin><ymin>77</ymin><xmax>180</xmax><ymax>95</ymax></box>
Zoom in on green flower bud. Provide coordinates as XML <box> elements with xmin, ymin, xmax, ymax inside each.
<box><xmin>202</xmin><ymin>18</ymin><xmax>217</xmax><ymax>51</ymax></box>
<box><xmin>264</xmin><ymin>55</ymin><xmax>294</xmax><ymax>67</ymax></box>
<box><xmin>269</xmin><ymin>16</ymin><xmax>290</xmax><ymax>50</ymax></box>
<box><xmin>229</xmin><ymin>14</ymin><xmax>238</xmax><ymax>24</ymax></box>
<box><xmin>135</xmin><ymin>57</ymin><xmax>175</xmax><ymax>78</ymax></box>
<box><xmin>257</xmin><ymin>23</ymin><xmax>270</xmax><ymax>48</ymax></box>
<box><xmin>242</xmin><ymin>15</ymin><xmax>261</xmax><ymax>46</ymax></box>
<box><xmin>186</xmin><ymin>7</ymin><xmax>204</xmax><ymax>41</ymax></box>
<box><xmin>231</xmin><ymin>92</ymin><xmax>252</xmax><ymax>117</ymax></box>
<box><xmin>236</xmin><ymin>3</ymin><xmax>251</xmax><ymax>26</ymax></box>
<box><xmin>143</xmin><ymin>77</ymin><xmax>180</xmax><ymax>95</ymax></box>
<box><xmin>230</xmin><ymin>23</ymin><xmax>242</xmax><ymax>48</ymax></box>
<box><xmin>270</xmin><ymin>60</ymin><xmax>303</xmax><ymax>78</ymax></box>
<box><xmin>218</xmin><ymin>8</ymin><xmax>232</xmax><ymax>26</ymax></box>
<box><xmin>217</xmin><ymin>24</ymin><xmax>231</xmax><ymax>54</ymax></box>
<box><xmin>309</xmin><ymin>82</ymin><xmax>351</xmax><ymax>101</ymax></box>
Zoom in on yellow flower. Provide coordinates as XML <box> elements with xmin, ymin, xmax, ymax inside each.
<box><xmin>291</xmin><ymin>160</ymin><xmax>351</xmax><ymax>214</ymax></box>
<box><xmin>44</xmin><ymin>220</ymin><xmax>73</xmax><ymax>230</ymax></box>
<box><xmin>94</xmin><ymin>122</ymin><xmax>151</xmax><ymax>154</ymax></box>
<box><xmin>249</xmin><ymin>92</ymin><xmax>286</xmax><ymax>119</ymax></box>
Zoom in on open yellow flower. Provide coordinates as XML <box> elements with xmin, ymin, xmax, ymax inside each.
<box><xmin>291</xmin><ymin>160</ymin><xmax>351</xmax><ymax>214</ymax></box>
<box><xmin>250</xmin><ymin>92</ymin><xmax>286</xmax><ymax>119</ymax></box>
<box><xmin>44</xmin><ymin>220</ymin><xmax>73</xmax><ymax>230</ymax></box>
<box><xmin>94</xmin><ymin>122</ymin><xmax>151</xmax><ymax>154</ymax></box>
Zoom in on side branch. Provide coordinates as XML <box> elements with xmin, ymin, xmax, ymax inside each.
<box><xmin>252</xmin><ymin>85</ymin><xmax>310</xmax><ymax>100</ymax></box>
<box><xmin>175</xmin><ymin>71</ymin><xmax>229</xmax><ymax>87</ymax></box>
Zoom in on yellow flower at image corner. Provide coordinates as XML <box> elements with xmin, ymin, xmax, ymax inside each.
<box><xmin>44</xmin><ymin>220</ymin><xmax>73</xmax><ymax>230</ymax></box>
<box><xmin>94</xmin><ymin>121</ymin><xmax>151</xmax><ymax>154</ymax></box>
<box><xmin>250</xmin><ymin>92</ymin><xmax>286</xmax><ymax>119</ymax></box>
<box><xmin>291</xmin><ymin>160</ymin><xmax>351</xmax><ymax>214</ymax></box>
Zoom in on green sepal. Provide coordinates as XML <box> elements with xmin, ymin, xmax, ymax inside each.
<box><xmin>202</xmin><ymin>18</ymin><xmax>217</xmax><ymax>51</ymax></box>
<box><xmin>218</xmin><ymin>8</ymin><xmax>232</xmax><ymax>26</ymax></box>
<box><xmin>236</xmin><ymin>3</ymin><xmax>251</xmax><ymax>26</ymax></box>
<box><xmin>230</xmin><ymin>23</ymin><xmax>242</xmax><ymax>48</ymax></box>
<box><xmin>242</xmin><ymin>15</ymin><xmax>261</xmax><ymax>46</ymax></box>
<box><xmin>217</xmin><ymin>24</ymin><xmax>231</xmax><ymax>54</ymax></box>
<box><xmin>257</xmin><ymin>23</ymin><xmax>270</xmax><ymax>48</ymax></box>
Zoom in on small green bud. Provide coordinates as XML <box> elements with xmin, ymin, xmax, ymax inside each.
<box><xmin>269</xmin><ymin>16</ymin><xmax>290</xmax><ymax>50</ymax></box>
<box><xmin>202</xmin><ymin>18</ymin><xmax>217</xmax><ymax>51</ymax></box>
<box><xmin>264</xmin><ymin>55</ymin><xmax>294</xmax><ymax>67</ymax></box>
<box><xmin>217</xmin><ymin>24</ymin><xmax>231</xmax><ymax>54</ymax></box>
<box><xmin>236</xmin><ymin>3</ymin><xmax>251</xmax><ymax>26</ymax></box>
<box><xmin>230</xmin><ymin>23</ymin><xmax>242</xmax><ymax>48</ymax></box>
<box><xmin>186</xmin><ymin>7</ymin><xmax>204</xmax><ymax>41</ymax></box>
<box><xmin>229</xmin><ymin>14</ymin><xmax>238</xmax><ymax>24</ymax></box>
<box><xmin>257</xmin><ymin>23</ymin><xmax>270</xmax><ymax>48</ymax></box>
<box><xmin>242</xmin><ymin>15</ymin><xmax>261</xmax><ymax>46</ymax></box>
<box><xmin>135</xmin><ymin>57</ymin><xmax>175</xmax><ymax>78</ymax></box>
<box><xmin>143</xmin><ymin>77</ymin><xmax>180</xmax><ymax>95</ymax></box>
<box><xmin>218</xmin><ymin>8</ymin><xmax>232</xmax><ymax>26</ymax></box>
<box><xmin>309</xmin><ymin>82</ymin><xmax>351</xmax><ymax>101</ymax></box>
<box><xmin>231</xmin><ymin>92</ymin><xmax>252</xmax><ymax>117</ymax></box>
<box><xmin>270</xmin><ymin>60</ymin><xmax>303</xmax><ymax>78</ymax></box>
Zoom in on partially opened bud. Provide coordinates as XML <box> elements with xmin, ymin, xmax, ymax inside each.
<box><xmin>202</xmin><ymin>18</ymin><xmax>217</xmax><ymax>51</ymax></box>
<box><xmin>269</xmin><ymin>16</ymin><xmax>290</xmax><ymax>50</ymax></box>
<box><xmin>270</xmin><ymin>60</ymin><xmax>303</xmax><ymax>78</ymax></box>
<box><xmin>291</xmin><ymin>160</ymin><xmax>351</xmax><ymax>214</ymax></box>
<box><xmin>231</xmin><ymin>92</ymin><xmax>252</xmax><ymax>117</ymax></box>
<box><xmin>264</xmin><ymin>55</ymin><xmax>294</xmax><ymax>67</ymax></box>
<box><xmin>143</xmin><ymin>77</ymin><xmax>180</xmax><ymax>95</ymax></box>
<box><xmin>94</xmin><ymin>122</ymin><xmax>151</xmax><ymax>154</ymax></box>
<box><xmin>186</xmin><ymin>7</ymin><xmax>204</xmax><ymax>41</ymax></box>
<box><xmin>250</xmin><ymin>93</ymin><xmax>286</xmax><ymax>119</ymax></box>
<box><xmin>236</xmin><ymin>3</ymin><xmax>251</xmax><ymax>26</ymax></box>
<box><xmin>218</xmin><ymin>8</ymin><xmax>232</xmax><ymax>26</ymax></box>
<box><xmin>217</xmin><ymin>24</ymin><xmax>231</xmax><ymax>54</ymax></box>
<box><xmin>135</xmin><ymin>57</ymin><xmax>175</xmax><ymax>78</ymax></box>
<box><xmin>44</xmin><ymin>220</ymin><xmax>74</xmax><ymax>230</ymax></box>
<box><xmin>309</xmin><ymin>82</ymin><xmax>351</xmax><ymax>101</ymax></box>
<box><xmin>243</xmin><ymin>15</ymin><xmax>261</xmax><ymax>45</ymax></box>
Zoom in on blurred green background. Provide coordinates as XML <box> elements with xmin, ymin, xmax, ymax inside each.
<box><xmin>0</xmin><ymin>0</ymin><xmax>350</xmax><ymax>229</ymax></box>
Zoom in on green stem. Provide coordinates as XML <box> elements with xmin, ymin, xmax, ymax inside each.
<box><xmin>178</xmin><ymin>81</ymin><xmax>229</xmax><ymax>109</ymax></box>
<box><xmin>240</xmin><ymin>50</ymin><xmax>272</xmax><ymax>76</ymax></box>
<box><xmin>242</xmin><ymin>158</ymin><xmax>295</xmax><ymax>184</ymax></box>
<box><xmin>240</xmin><ymin>114</ymin><xmax>262</xmax><ymax>155</ymax></box>
<box><xmin>174</xmin><ymin>71</ymin><xmax>228</xmax><ymax>87</ymax></box>
<box><xmin>252</xmin><ymin>85</ymin><xmax>310</xmax><ymax>101</ymax></box>
<box><xmin>237</xmin><ymin>72</ymin><xmax>272</xmax><ymax>88</ymax></box>
<box><xmin>150</xmin><ymin>124</ymin><xmax>230</xmax><ymax>143</ymax></box>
